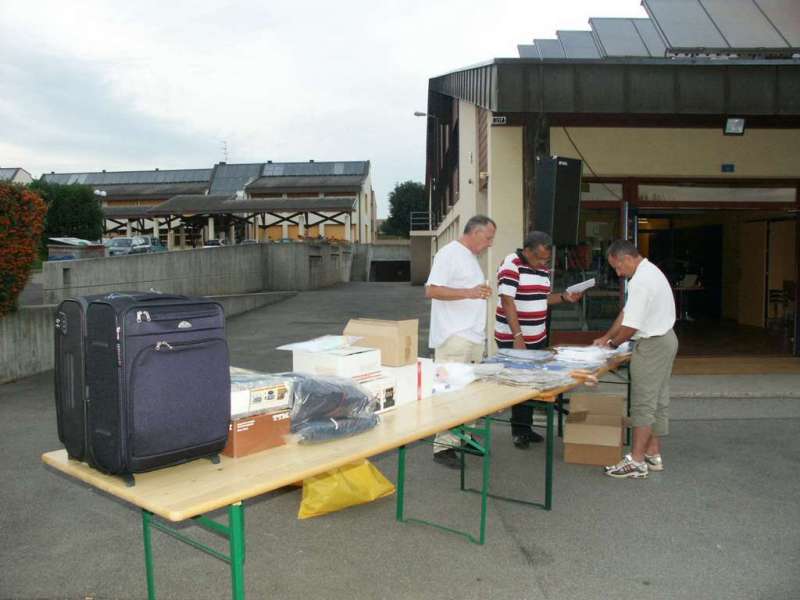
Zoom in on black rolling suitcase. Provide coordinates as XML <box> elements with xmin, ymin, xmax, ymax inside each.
<box><xmin>85</xmin><ymin>293</ymin><xmax>231</xmax><ymax>479</ymax></box>
<box><xmin>54</xmin><ymin>292</ymin><xmax>152</xmax><ymax>461</ymax></box>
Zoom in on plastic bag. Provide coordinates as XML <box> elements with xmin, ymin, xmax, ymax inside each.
<box><xmin>288</xmin><ymin>374</ymin><xmax>377</xmax><ymax>431</ymax></box>
<box><xmin>431</xmin><ymin>362</ymin><xmax>476</xmax><ymax>394</ymax></box>
<box><xmin>294</xmin><ymin>415</ymin><xmax>379</xmax><ymax>444</ymax></box>
<box><xmin>298</xmin><ymin>459</ymin><xmax>395</xmax><ymax>519</ymax></box>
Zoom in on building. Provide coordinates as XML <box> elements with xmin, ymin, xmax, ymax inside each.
<box><xmin>419</xmin><ymin>0</ymin><xmax>800</xmax><ymax>356</ymax></box>
<box><xmin>0</xmin><ymin>167</ymin><xmax>34</xmax><ymax>185</ymax></box>
<box><xmin>42</xmin><ymin>160</ymin><xmax>376</xmax><ymax>246</ymax></box>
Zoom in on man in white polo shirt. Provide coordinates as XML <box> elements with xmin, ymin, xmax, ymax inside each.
<box><xmin>425</xmin><ymin>215</ymin><xmax>495</xmax><ymax>469</ymax></box>
<box><xmin>593</xmin><ymin>239</ymin><xmax>678</xmax><ymax>479</ymax></box>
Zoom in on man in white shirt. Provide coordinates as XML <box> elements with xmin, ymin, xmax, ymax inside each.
<box><xmin>425</xmin><ymin>215</ymin><xmax>495</xmax><ymax>468</ymax></box>
<box><xmin>593</xmin><ymin>239</ymin><xmax>678</xmax><ymax>479</ymax></box>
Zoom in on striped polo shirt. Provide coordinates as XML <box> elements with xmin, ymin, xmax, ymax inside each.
<box><xmin>494</xmin><ymin>251</ymin><xmax>550</xmax><ymax>346</ymax></box>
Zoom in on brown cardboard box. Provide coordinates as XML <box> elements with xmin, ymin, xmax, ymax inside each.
<box><xmin>343</xmin><ymin>319</ymin><xmax>418</xmax><ymax>366</ymax></box>
<box><xmin>222</xmin><ymin>410</ymin><xmax>291</xmax><ymax>458</ymax></box>
<box><xmin>563</xmin><ymin>393</ymin><xmax>626</xmax><ymax>466</ymax></box>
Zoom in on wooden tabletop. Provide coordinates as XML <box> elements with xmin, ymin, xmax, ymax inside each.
<box><xmin>42</xmin><ymin>357</ymin><xmax>629</xmax><ymax>522</ymax></box>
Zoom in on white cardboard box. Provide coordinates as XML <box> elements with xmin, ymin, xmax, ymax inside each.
<box><xmin>292</xmin><ymin>346</ymin><xmax>382</xmax><ymax>380</ymax></box>
<box><xmin>360</xmin><ymin>375</ymin><xmax>398</xmax><ymax>414</ymax></box>
<box><xmin>380</xmin><ymin>358</ymin><xmax>435</xmax><ymax>405</ymax></box>
<box><xmin>230</xmin><ymin>367</ymin><xmax>292</xmax><ymax>418</ymax></box>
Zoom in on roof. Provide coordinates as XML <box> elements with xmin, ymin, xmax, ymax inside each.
<box><xmin>517</xmin><ymin>2</ymin><xmax>799</xmax><ymax>59</ymax></box>
<box><xmin>42</xmin><ymin>168</ymin><xmax>212</xmax><ymax>186</ymax></box>
<box><xmin>260</xmin><ymin>161</ymin><xmax>369</xmax><ymax>177</ymax></box>
<box><xmin>94</xmin><ymin>182</ymin><xmax>209</xmax><ymax>199</ymax></box>
<box><xmin>246</xmin><ymin>175</ymin><xmax>365</xmax><ymax>194</ymax></box>
<box><xmin>208</xmin><ymin>163</ymin><xmax>264</xmax><ymax>195</ymax></box>
<box><xmin>0</xmin><ymin>167</ymin><xmax>32</xmax><ymax>182</ymax></box>
<box><xmin>146</xmin><ymin>195</ymin><xmax>236</xmax><ymax>216</ymax></box>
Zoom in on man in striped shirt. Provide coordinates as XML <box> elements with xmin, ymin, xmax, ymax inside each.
<box><xmin>495</xmin><ymin>231</ymin><xmax>582</xmax><ymax>449</ymax></box>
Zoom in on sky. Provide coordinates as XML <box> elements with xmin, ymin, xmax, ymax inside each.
<box><xmin>0</xmin><ymin>0</ymin><xmax>647</xmax><ymax>216</ymax></box>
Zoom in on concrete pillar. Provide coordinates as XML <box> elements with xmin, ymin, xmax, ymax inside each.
<box><xmin>228</xmin><ymin>223</ymin><xmax>235</xmax><ymax>244</ymax></box>
<box><xmin>319</xmin><ymin>222</ymin><xmax>326</xmax><ymax>237</ymax></box>
<box><xmin>152</xmin><ymin>218</ymin><xmax>159</xmax><ymax>240</ymax></box>
<box><xmin>207</xmin><ymin>217</ymin><xmax>215</xmax><ymax>241</ymax></box>
<box><xmin>282</xmin><ymin>222</ymin><xmax>289</xmax><ymax>239</ymax></box>
<box><xmin>167</xmin><ymin>229</ymin><xmax>175</xmax><ymax>250</ymax></box>
<box><xmin>345</xmin><ymin>214</ymin><xmax>352</xmax><ymax>241</ymax></box>
<box><xmin>298</xmin><ymin>218</ymin><xmax>305</xmax><ymax>237</ymax></box>
<box><xmin>126</xmin><ymin>220</ymin><xmax>133</xmax><ymax>237</ymax></box>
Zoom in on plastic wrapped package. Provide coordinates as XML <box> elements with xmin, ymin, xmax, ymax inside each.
<box><xmin>286</xmin><ymin>373</ymin><xmax>379</xmax><ymax>443</ymax></box>
<box><xmin>431</xmin><ymin>362</ymin><xmax>477</xmax><ymax>395</ymax></box>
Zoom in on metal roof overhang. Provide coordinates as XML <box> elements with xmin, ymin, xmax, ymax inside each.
<box><xmin>221</xmin><ymin>197</ymin><xmax>357</xmax><ymax>212</ymax></box>
<box><xmin>245</xmin><ymin>175</ymin><xmax>364</xmax><ymax>194</ymax></box>
<box><xmin>428</xmin><ymin>58</ymin><xmax>800</xmax><ymax>123</ymax></box>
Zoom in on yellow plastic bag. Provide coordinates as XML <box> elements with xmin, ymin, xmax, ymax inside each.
<box><xmin>298</xmin><ymin>459</ymin><xmax>395</xmax><ymax>519</ymax></box>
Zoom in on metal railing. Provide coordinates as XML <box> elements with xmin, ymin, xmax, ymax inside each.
<box><xmin>410</xmin><ymin>211</ymin><xmax>434</xmax><ymax>232</ymax></box>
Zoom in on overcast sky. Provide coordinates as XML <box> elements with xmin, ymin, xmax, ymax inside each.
<box><xmin>0</xmin><ymin>0</ymin><xmax>646</xmax><ymax>216</ymax></box>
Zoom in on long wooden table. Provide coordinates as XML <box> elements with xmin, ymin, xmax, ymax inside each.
<box><xmin>42</xmin><ymin>356</ymin><xmax>629</xmax><ymax>600</ymax></box>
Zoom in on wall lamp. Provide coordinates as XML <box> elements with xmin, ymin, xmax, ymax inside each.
<box><xmin>414</xmin><ymin>111</ymin><xmax>439</xmax><ymax>121</ymax></box>
<box><xmin>724</xmin><ymin>117</ymin><xmax>745</xmax><ymax>136</ymax></box>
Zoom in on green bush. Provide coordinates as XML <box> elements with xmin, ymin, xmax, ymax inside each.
<box><xmin>29</xmin><ymin>180</ymin><xmax>103</xmax><ymax>249</ymax></box>
<box><xmin>0</xmin><ymin>183</ymin><xmax>47</xmax><ymax>316</ymax></box>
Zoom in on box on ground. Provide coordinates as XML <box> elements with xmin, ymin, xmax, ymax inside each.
<box><xmin>380</xmin><ymin>358</ymin><xmax>435</xmax><ymax>405</ymax></box>
<box><xmin>343</xmin><ymin>319</ymin><xmax>418</xmax><ymax>366</ymax></box>
<box><xmin>230</xmin><ymin>367</ymin><xmax>292</xmax><ymax>419</ymax></box>
<box><xmin>292</xmin><ymin>346</ymin><xmax>381</xmax><ymax>381</ymax></box>
<box><xmin>222</xmin><ymin>409</ymin><xmax>291</xmax><ymax>458</ymax></box>
<box><xmin>563</xmin><ymin>393</ymin><xmax>626</xmax><ymax>466</ymax></box>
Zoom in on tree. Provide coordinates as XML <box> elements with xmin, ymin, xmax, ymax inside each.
<box><xmin>29</xmin><ymin>180</ymin><xmax>104</xmax><ymax>248</ymax></box>
<box><xmin>0</xmin><ymin>183</ymin><xmax>47</xmax><ymax>315</ymax></box>
<box><xmin>380</xmin><ymin>181</ymin><xmax>426</xmax><ymax>238</ymax></box>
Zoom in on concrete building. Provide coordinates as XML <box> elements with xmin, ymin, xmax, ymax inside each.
<box><xmin>419</xmin><ymin>3</ymin><xmax>800</xmax><ymax>356</ymax></box>
<box><xmin>42</xmin><ymin>160</ymin><xmax>376</xmax><ymax>246</ymax></box>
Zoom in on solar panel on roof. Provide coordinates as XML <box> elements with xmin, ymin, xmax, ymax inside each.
<box><xmin>590</xmin><ymin>18</ymin><xmax>652</xmax><ymax>57</ymax></box>
<box><xmin>534</xmin><ymin>39</ymin><xmax>566</xmax><ymax>58</ymax></box>
<box><xmin>632</xmin><ymin>19</ymin><xmax>667</xmax><ymax>57</ymax></box>
<box><xmin>643</xmin><ymin>0</ymin><xmax>728</xmax><ymax>51</ymax></box>
<box><xmin>517</xmin><ymin>44</ymin><xmax>539</xmax><ymax>58</ymax></box>
<box><xmin>557</xmin><ymin>31</ymin><xmax>601</xmax><ymax>58</ymax></box>
<box><xmin>754</xmin><ymin>0</ymin><xmax>800</xmax><ymax>47</ymax></box>
<box><xmin>700</xmin><ymin>0</ymin><xmax>788</xmax><ymax>49</ymax></box>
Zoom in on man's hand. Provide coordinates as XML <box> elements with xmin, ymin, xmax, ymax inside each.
<box><xmin>512</xmin><ymin>336</ymin><xmax>526</xmax><ymax>350</ymax></box>
<box><xmin>563</xmin><ymin>291</ymin><xmax>582</xmax><ymax>303</ymax></box>
<box><xmin>467</xmin><ymin>284</ymin><xmax>492</xmax><ymax>300</ymax></box>
<box><xmin>592</xmin><ymin>335</ymin><xmax>610</xmax><ymax>347</ymax></box>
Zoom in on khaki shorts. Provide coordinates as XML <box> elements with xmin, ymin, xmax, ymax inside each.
<box><xmin>629</xmin><ymin>329</ymin><xmax>678</xmax><ymax>436</ymax></box>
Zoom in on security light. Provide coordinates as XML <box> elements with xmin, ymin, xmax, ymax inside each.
<box><xmin>724</xmin><ymin>118</ymin><xmax>745</xmax><ymax>136</ymax></box>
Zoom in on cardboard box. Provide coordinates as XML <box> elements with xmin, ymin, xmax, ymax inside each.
<box><xmin>564</xmin><ymin>393</ymin><xmax>626</xmax><ymax>466</ymax></box>
<box><xmin>380</xmin><ymin>358</ymin><xmax>435</xmax><ymax>405</ymax></box>
<box><xmin>343</xmin><ymin>319</ymin><xmax>418</xmax><ymax>366</ymax></box>
<box><xmin>222</xmin><ymin>409</ymin><xmax>291</xmax><ymax>458</ymax></box>
<box><xmin>360</xmin><ymin>375</ymin><xmax>397</xmax><ymax>414</ymax></box>
<box><xmin>230</xmin><ymin>367</ymin><xmax>292</xmax><ymax>418</ymax></box>
<box><xmin>292</xmin><ymin>346</ymin><xmax>381</xmax><ymax>381</ymax></box>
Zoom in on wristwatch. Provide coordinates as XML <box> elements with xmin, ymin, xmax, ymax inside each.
<box><xmin>607</xmin><ymin>339</ymin><xmax>618</xmax><ymax>349</ymax></box>
<box><xmin>513</xmin><ymin>332</ymin><xmax>524</xmax><ymax>338</ymax></box>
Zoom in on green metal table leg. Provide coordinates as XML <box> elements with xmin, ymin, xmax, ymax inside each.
<box><xmin>545</xmin><ymin>403</ymin><xmax>554</xmax><ymax>511</ymax></box>
<box><xmin>228</xmin><ymin>503</ymin><xmax>245</xmax><ymax>600</ymax></box>
<box><xmin>477</xmin><ymin>416</ymin><xmax>492</xmax><ymax>544</ymax></box>
<box><xmin>396</xmin><ymin>445</ymin><xmax>406</xmax><ymax>522</ymax></box>
<box><xmin>142</xmin><ymin>510</ymin><xmax>156</xmax><ymax>600</ymax></box>
<box><xmin>557</xmin><ymin>393</ymin><xmax>564</xmax><ymax>438</ymax></box>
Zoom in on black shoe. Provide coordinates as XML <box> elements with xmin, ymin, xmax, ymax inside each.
<box><xmin>512</xmin><ymin>435</ymin><xmax>531</xmax><ymax>450</ymax></box>
<box><xmin>433</xmin><ymin>449</ymin><xmax>461</xmax><ymax>469</ymax></box>
<box><xmin>527</xmin><ymin>431</ymin><xmax>544</xmax><ymax>444</ymax></box>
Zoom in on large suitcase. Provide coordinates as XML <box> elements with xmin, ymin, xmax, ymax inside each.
<box><xmin>85</xmin><ymin>293</ymin><xmax>231</xmax><ymax>478</ymax></box>
<box><xmin>54</xmin><ymin>292</ymin><xmax>154</xmax><ymax>461</ymax></box>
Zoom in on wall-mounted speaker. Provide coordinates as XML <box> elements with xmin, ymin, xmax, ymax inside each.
<box><xmin>533</xmin><ymin>156</ymin><xmax>582</xmax><ymax>247</ymax></box>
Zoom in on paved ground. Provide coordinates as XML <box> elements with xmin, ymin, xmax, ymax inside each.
<box><xmin>1</xmin><ymin>282</ymin><xmax>799</xmax><ymax>600</ymax></box>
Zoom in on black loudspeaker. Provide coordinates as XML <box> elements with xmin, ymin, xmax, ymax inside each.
<box><xmin>533</xmin><ymin>156</ymin><xmax>582</xmax><ymax>247</ymax></box>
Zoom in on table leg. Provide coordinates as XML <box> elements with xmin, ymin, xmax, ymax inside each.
<box><xmin>545</xmin><ymin>403</ymin><xmax>554</xmax><ymax>511</ymax></box>
<box><xmin>395</xmin><ymin>445</ymin><xmax>406</xmax><ymax>522</ymax></box>
<box><xmin>478</xmin><ymin>416</ymin><xmax>492</xmax><ymax>545</ymax></box>
<box><xmin>556</xmin><ymin>393</ymin><xmax>564</xmax><ymax>438</ymax></box>
<box><xmin>142</xmin><ymin>510</ymin><xmax>156</xmax><ymax>600</ymax></box>
<box><xmin>228</xmin><ymin>503</ymin><xmax>245</xmax><ymax>600</ymax></box>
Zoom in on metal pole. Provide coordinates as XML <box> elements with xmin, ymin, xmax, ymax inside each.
<box><xmin>141</xmin><ymin>510</ymin><xmax>156</xmax><ymax>600</ymax></box>
<box><xmin>545</xmin><ymin>403</ymin><xmax>554</xmax><ymax>511</ymax></box>
<box><xmin>228</xmin><ymin>503</ymin><xmax>245</xmax><ymax>600</ymax></box>
<box><xmin>395</xmin><ymin>445</ymin><xmax>406</xmax><ymax>522</ymax></box>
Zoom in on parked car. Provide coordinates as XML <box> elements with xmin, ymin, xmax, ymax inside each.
<box><xmin>238</xmin><ymin>239</ymin><xmax>258</xmax><ymax>245</ymax></box>
<box><xmin>140</xmin><ymin>236</ymin><xmax>167</xmax><ymax>253</ymax></box>
<box><xmin>203</xmin><ymin>239</ymin><xmax>225</xmax><ymax>247</ymax></box>
<box><xmin>106</xmin><ymin>237</ymin><xmax>136</xmax><ymax>256</ymax></box>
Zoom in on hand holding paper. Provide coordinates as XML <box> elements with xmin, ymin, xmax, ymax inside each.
<box><xmin>566</xmin><ymin>278</ymin><xmax>596</xmax><ymax>295</ymax></box>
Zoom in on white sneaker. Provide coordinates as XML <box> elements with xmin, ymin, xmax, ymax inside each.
<box><xmin>644</xmin><ymin>454</ymin><xmax>664</xmax><ymax>472</ymax></box>
<box><xmin>604</xmin><ymin>454</ymin><xmax>648</xmax><ymax>479</ymax></box>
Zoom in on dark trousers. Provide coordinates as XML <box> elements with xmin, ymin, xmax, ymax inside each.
<box><xmin>495</xmin><ymin>337</ymin><xmax>547</xmax><ymax>437</ymax></box>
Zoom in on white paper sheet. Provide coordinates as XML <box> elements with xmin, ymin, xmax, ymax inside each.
<box><xmin>566</xmin><ymin>278</ymin><xmax>596</xmax><ymax>295</ymax></box>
